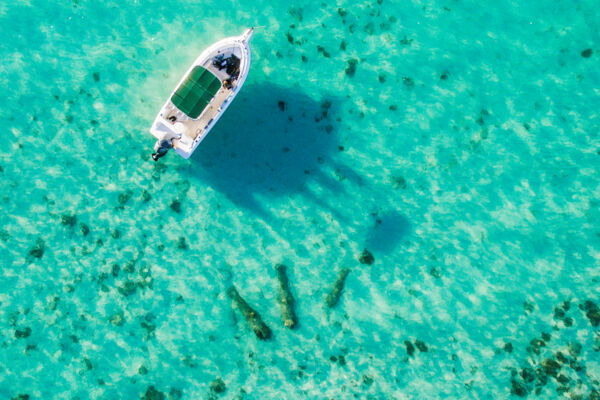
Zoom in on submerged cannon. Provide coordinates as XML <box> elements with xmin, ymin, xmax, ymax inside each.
<box><xmin>325</xmin><ymin>268</ymin><xmax>350</xmax><ymax>308</ymax></box>
<box><xmin>274</xmin><ymin>264</ymin><xmax>297</xmax><ymax>329</ymax></box>
<box><xmin>227</xmin><ymin>286</ymin><xmax>272</xmax><ymax>340</ymax></box>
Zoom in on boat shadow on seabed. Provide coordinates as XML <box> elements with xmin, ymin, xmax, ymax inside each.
<box><xmin>182</xmin><ymin>82</ymin><xmax>411</xmax><ymax>252</ymax></box>
<box><xmin>185</xmin><ymin>82</ymin><xmax>350</xmax><ymax>215</ymax></box>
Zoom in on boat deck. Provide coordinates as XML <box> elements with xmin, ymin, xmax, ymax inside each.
<box><xmin>184</xmin><ymin>87</ymin><xmax>232</xmax><ymax>140</ymax></box>
<box><xmin>163</xmin><ymin>48</ymin><xmax>241</xmax><ymax>141</ymax></box>
<box><xmin>164</xmin><ymin>86</ymin><xmax>232</xmax><ymax>141</ymax></box>
<box><xmin>196</xmin><ymin>87</ymin><xmax>233</xmax><ymax>134</ymax></box>
<box><xmin>150</xmin><ymin>33</ymin><xmax>251</xmax><ymax>159</ymax></box>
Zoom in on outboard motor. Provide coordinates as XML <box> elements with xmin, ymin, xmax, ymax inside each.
<box><xmin>151</xmin><ymin>138</ymin><xmax>172</xmax><ymax>161</ymax></box>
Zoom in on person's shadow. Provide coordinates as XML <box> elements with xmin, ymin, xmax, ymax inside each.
<box><xmin>182</xmin><ymin>82</ymin><xmax>342</xmax><ymax>217</ymax></box>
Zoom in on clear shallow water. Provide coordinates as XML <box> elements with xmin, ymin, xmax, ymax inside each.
<box><xmin>1</xmin><ymin>0</ymin><xmax>599</xmax><ymax>398</ymax></box>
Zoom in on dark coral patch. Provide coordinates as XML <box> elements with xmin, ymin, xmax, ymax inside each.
<box><xmin>317</xmin><ymin>45</ymin><xmax>331</xmax><ymax>58</ymax></box>
<box><xmin>169</xmin><ymin>199</ymin><xmax>181</xmax><ymax>213</ymax></box>
<box><xmin>210</xmin><ymin>378</ymin><xmax>226</xmax><ymax>394</ymax></box>
<box><xmin>581</xmin><ymin>300</ymin><xmax>600</xmax><ymax>326</ymax></box>
<box><xmin>405</xmin><ymin>340</ymin><xmax>415</xmax><ymax>357</ymax></box>
<box><xmin>541</xmin><ymin>358</ymin><xmax>561</xmax><ymax>377</ymax></box>
<box><xmin>61</xmin><ymin>214</ymin><xmax>77</xmax><ymax>227</ymax></box>
<box><xmin>80</xmin><ymin>223</ymin><xmax>90</xmax><ymax>237</ymax></box>
<box><xmin>415</xmin><ymin>340</ymin><xmax>428</xmax><ymax>352</ymax></box>
<box><xmin>118</xmin><ymin>190</ymin><xmax>132</xmax><ymax>206</ymax></box>
<box><xmin>15</xmin><ymin>327</ymin><xmax>32</xmax><ymax>339</ymax></box>
<box><xmin>28</xmin><ymin>238</ymin><xmax>45</xmax><ymax>259</ymax></box>
<box><xmin>358</xmin><ymin>249</ymin><xmax>374</xmax><ymax>265</ymax></box>
<box><xmin>142</xmin><ymin>386</ymin><xmax>165</xmax><ymax>400</ymax></box>
<box><xmin>345</xmin><ymin>59</ymin><xmax>358</xmax><ymax>77</ymax></box>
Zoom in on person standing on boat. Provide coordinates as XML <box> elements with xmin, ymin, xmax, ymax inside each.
<box><xmin>223</xmin><ymin>78</ymin><xmax>233</xmax><ymax>89</ymax></box>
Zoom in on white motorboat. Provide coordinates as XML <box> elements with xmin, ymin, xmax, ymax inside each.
<box><xmin>149</xmin><ymin>28</ymin><xmax>254</xmax><ymax>160</ymax></box>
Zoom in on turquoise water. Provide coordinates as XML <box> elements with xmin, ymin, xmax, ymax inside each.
<box><xmin>1</xmin><ymin>0</ymin><xmax>599</xmax><ymax>398</ymax></box>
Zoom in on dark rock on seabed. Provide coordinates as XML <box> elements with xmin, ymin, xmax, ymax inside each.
<box><xmin>118</xmin><ymin>190</ymin><xmax>132</xmax><ymax>206</ymax></box>
<box><xmin>345</xmin><ymin>58</ymin><xmax>358</xmax><ymax>77</ymax></box>
<box><xmin>27</xmin><ymin>238</ymin><xmax>45</xmax><ymax>260</ymax></box>
<box><xmin>405</xmin><ymin>340</ymin><xmax>415</xmax><ymax>357</ymax></box>
<box><xmin>176</xmin><ymin>236</ymin><xmax>187</xmax><ymax>250</ymax></box>
<box><xmin>535</xmin><ymin>367</ymin><xmax>548</xmax><ymax>388</ymax></box>
<box><xmin>520</xmin><ymin>367</ymin><xmax>535</xmax><ymax>383</ymax></box>
<box><xmin>15</xmin><ymin>327</ymin><xmax>31</xmax><ymax>339</ymax></box>
<box><xmin>392</xmin><ymin>175</ymin><xmax>407</xmax><ymax>189</ymax></box>
<box><xmin>210</xmin><ymin>378</ymin><xmax>226</xmax><ymax>394</ymax></box>
<box><xmin>362</xmin><ymin>375</ymin><xmax>374</xmax><ymax>385</ymax></box>
<box><xmin>169</xmin><ymin>388</ymin><xmax>182</xmax><ymax>400</ymax></box>
<box><xmin>554</xmin><ymin>352</ymin><xmax>567</xmax><ymax>365</ymax></box>
<box><xmin>358</xmin><ymin>249</ymin><xmax>374</xmax><ymax>265</ymax></box>
<box><xmin>429</xmin><ymin>267</ymin><xmax>442</xmax><ymax>279</ymax></box>
<box><xmin>117</xmin><ymin>280</ymin><xmax>137</xmax><ymax>296</ymax></box>
<box><xmin>414</xmin><ymin>339</ymin><xmax>428</xmax><ymax>352</ymax></box>
<box><xmin>169</xmin><ymin>199</ymin><xmax>181</xmax><ymax>213</ymax></box>
<box><xmin>79</xmin><ymin>223</ymin><xmax>90</xmax><ymax>236</ymax></box>
<box><xmin>580</xmin><ymin>300</ymin><xmax>600</xmax><ymax>326</ymax></box>
<box><xmin>510</xmin><ymin>378</ymin><xmax>528</xmax><ymax>396</ymax></box>
<box><xmin>141</xmin><ymin>189</ymin><xmax>151</xmax><ymax>202</ymax></box>
<box><xmin>541</xmin><ymin>358</ymin><xmax>561</xmax><ymax>377</ymax></box>
<box><xmin>317</xmin><ymin>45</ymin><xmax>330</xmax><ymax>58</ymax></box>
<box><xmin>142</xmin><ymin>385</ymin><xmax>165</xmax><ymax>400</ymax></box>
<box><xmin>556</xmin><ymin>374</ymin><xmax>570</xmax><ymax>385</ymax></box>
<box><xmin>124</xmin><ymin>260</ymin><xmax>135</xmax><ymax>273</ymax></box>
<box><xmin>528</xmin><ymin>337</ymin><xmax>546</xmax><ymax>354</ymax></box>
<box><xmin>568</xmin><ymin>342</ymin><xmax>582</xmax><ymax>357</ymax></box>
<box><xmin>61</xmin><ymin>214</ymin><xmax>77</xmax><ymax>226</ymax></box>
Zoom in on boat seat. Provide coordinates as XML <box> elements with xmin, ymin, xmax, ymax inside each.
<box><xmin>175</xmin><ymin>110</ymin><xmax>186</xmax><ymax>120</ymax></box>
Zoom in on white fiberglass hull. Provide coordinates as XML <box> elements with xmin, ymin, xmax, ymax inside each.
<box><xmin>149</xmin><ymin>28</ymin><xmax>253</xmax><ymax>159</ymax></box>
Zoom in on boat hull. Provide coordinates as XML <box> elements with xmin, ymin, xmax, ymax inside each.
<box><xmin>150</xmin><ymin>29</ymin><xmax>253</xmax><ymax>159</ymax></box>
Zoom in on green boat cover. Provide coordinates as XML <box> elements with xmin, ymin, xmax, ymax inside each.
<box><xmin>171</xmin><ymin>66</ymin><xmax>221</xmax><ymax>118</ymax></box>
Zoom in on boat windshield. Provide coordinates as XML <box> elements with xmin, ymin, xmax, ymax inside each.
<box><xmin>171</xmin><ymin>66</ymin><xmax>221</xmax><ymax>118</ymax></box>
